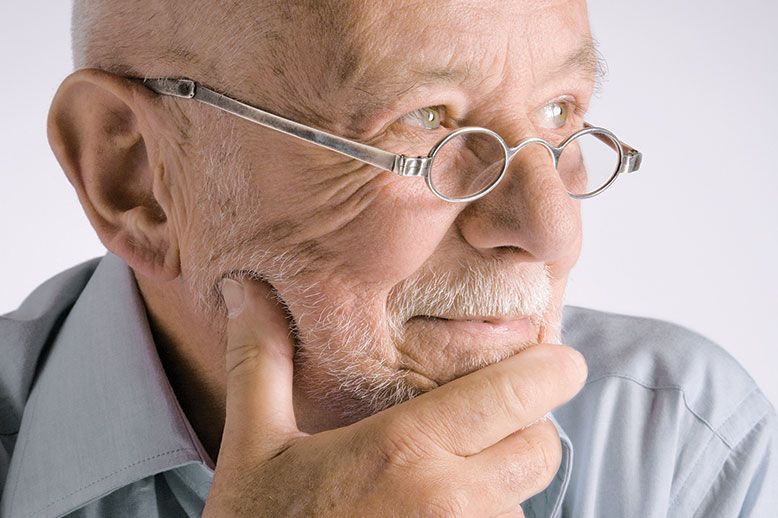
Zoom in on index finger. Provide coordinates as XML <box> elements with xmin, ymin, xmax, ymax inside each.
<box><xmin>378</xmin><ymin>344</ymin><xmax>586</xmax><ymax>457</ymax></box>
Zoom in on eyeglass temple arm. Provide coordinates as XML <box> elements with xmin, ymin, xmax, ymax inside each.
<box><xmin>583</xmin><ymin>122</ymin><xmax>643</xmax><ymax>174</ymax></box>
<box><xmin>141</xmin><ymin>78</ymin><xmax>423</xmax><ymax>176</ymax></box>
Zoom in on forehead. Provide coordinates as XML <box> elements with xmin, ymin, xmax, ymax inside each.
<box><xmin>236</xmin><ymin>0</ymin><xmax>591</xmax><ymax>126</ymax></box>
<box><xmin>352</xmin><ymin>3</ymin><xmax>587</xmax><ymax>99</ymax></box>
<box><xmin>346</xmin><ymin>1</ymin><xmax>588</xmax><ymax>72</ymax></box>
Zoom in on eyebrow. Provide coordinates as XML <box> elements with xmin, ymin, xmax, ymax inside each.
<box><xmin>348</xmin><ymin>66</ymin><xmax>470</xmax><ymax>115</ymax></box>
<box><xmin>344</xmin><ymin>37</ymin><xmax>607</xmax><ymax>127</ymax></box>
<box><xmin>549</xmin><ymin>36</ymin><xmax>608</xmax><ymax>89</ymax></box>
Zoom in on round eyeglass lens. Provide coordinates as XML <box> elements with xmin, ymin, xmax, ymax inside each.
<box><xmin>428</xmin><ymin>129</ymin><xmax>507</xmax><ymax>200</ymax></box>
<box><xmin>557</xmin><ymin>130</ymin><xmax>622</xmax><ymax>196</ymax></box>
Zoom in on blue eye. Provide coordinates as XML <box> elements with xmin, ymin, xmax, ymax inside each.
<box><xmin>401</xmin><ymin>106</ymin><xmax>446</xmax><ymax>130</ymax></box>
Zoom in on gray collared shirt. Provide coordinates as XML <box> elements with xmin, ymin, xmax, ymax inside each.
<box><xmin>1</xmin><ymin>252</ymin><xmax>776</xmax><ymax>517</ymax></box>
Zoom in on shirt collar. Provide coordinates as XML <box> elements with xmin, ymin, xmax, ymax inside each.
<box><xmin>3</xmin><ymin>252</ymin><xmax>213</xmax><ymax>518</ymax></box>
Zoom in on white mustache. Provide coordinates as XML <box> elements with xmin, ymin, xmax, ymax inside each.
<box><xmin>386</xmin><ymin>260</ymin><xmax>552</xmax><ymax>332</ymax></box>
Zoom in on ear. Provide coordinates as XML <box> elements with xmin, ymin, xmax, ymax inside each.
<box><xmin>47</xmin><ymin>68</ymin><xmax>180</xmax><ymax>281</ymax></box>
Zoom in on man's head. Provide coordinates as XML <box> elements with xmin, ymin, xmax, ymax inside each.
<box><xmin>51</xmin><ymin>0</ymin><xmax>600</xmax><ymax>425</ymax></box>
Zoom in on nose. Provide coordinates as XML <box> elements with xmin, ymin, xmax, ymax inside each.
<box><xmin>455</xmin><ymin>141</ymin><xmax>582</xmax><ymax>263</ymax></box>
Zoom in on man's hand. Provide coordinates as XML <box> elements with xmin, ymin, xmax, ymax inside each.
<box><xmin>203</xmin><ymin>278</ymin><xmax>587</xmax><ymax>517</ymax></box>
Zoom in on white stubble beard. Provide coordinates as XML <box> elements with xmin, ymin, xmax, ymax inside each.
<box><xmin>183</xmin><ymin>132</ymin><xmax>564</xmax><ymax>425</ymax></box>
<box><xmin>290</xmin><ymin>259</ymin><xmax>560</xmax><ymax>424</ymax></box>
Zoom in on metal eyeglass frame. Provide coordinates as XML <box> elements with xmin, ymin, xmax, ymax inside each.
<box><xmin>140</xmin><ymin>77</ymin><xmax>643</xmax><ymax>202</ymax></box>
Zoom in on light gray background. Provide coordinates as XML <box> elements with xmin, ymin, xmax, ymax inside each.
<box><xmin>1</xmin><ymin>2</ymin><xmax>776</xmax><ymax>405</ymax></box>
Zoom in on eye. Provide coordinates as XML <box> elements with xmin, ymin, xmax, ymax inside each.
<box><xmin>400</xmin><ymin>105</ymin><xmax>447</xmax><ymax>130</ymax></box>
<box><xmin>537</xmin><ymin>100</ymin><xmax>572</xmax><ymax>129</ymax></box>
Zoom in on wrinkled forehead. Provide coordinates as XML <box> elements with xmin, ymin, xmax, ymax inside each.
<box><xmin>219</xmin><ymin>0</ymin><xmax>591</xmax><ymax>125</ymax></box>
<box><xmin>336</xmin><ymin>0</ymin><xmax>589</xmax><ymax>81</ymax></box>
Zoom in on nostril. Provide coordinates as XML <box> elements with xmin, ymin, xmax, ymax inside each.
<box><xmin>495</xmin><ymin>245</ymin><xmax>523</xmax><ymax>253</ymax></box>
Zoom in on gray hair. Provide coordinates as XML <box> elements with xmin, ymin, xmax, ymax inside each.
<box><xmin>71</xmin><ymin>0</ymin><xmax>259</xmax><ymax>83</ymax></box>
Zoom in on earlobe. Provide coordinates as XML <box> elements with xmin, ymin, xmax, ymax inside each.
<box><xmin>47</xmin><ymin>68</ymin><xmax>180</xmax><ymax>281</ymax></box>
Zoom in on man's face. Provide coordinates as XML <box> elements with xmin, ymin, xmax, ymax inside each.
<box><xmin>179</xmin><ymin>0</ymin><xmax>593</xmax><ymax>424</ymax></box>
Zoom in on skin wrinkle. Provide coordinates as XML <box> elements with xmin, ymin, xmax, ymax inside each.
<box><xmin>244</xmin><ymin>4</ymin><xmax>370</xmax><ymax>129</ymax></box>
<box><xmin>70</xmin><ymin>0</ymin><xmax>590</xmax><ymax>444</ymax></box>
<box><xmin>332</xmin><ymin>5</ymin><xmax>486</xmax><ymax>132</ymax></box>
<box><xmin>305</xmin><ymin>2</ymin><xmax>366</xmax><ymax>93</ymax></box>
<box><xmin>251</xmin><ymin>148</ymin><xmax>390</xmax><ymax>251</ymax></box>
<box><xmin>257</xmin><ymin>170</ymin><xmax>388</xmax><ymax>256</ymax></box>
<box><xmin>302</xmin><ymin>161</ymin><xmax>383</xmax><ymax>210</ymax></box>
<box><xmin>156</xmin><ymin>142</ymin><xmax>200</xmax><ymax>247</ymax></box>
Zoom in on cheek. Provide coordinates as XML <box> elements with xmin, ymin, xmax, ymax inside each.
<box><xmin>250</xmin><ymin>139</ymin><xmax>387</xmax><ymax>240</ymax></box>
<box><xmin>321</xmin><ymin>180</ymin><xmax>460</xmax><ymax>287</ymax></box>
<box><xmin>272</xmin><ymin>184</ymin><xmax>460</xmax><ymax>352</ymax></box>
<box><xmin>556</xmin><ymin>199</ymin><xmax>583</xmax><ymax>272</ymax></box>
<box><xmin>255</xmin><ymin>152</ymin><xmax>458</xmax><ymax>289</ymax></box>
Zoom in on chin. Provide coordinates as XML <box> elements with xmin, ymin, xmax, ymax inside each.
<box><xmin>284</xmin><ymin>262</ymin><xmax>561</xmax><ymax>424</ymax></box>
<box><xmin>291</xmin><ymin>304</ymin><xmax>423</xmax><ymax>424</ymax></box>
<box><xmin>289</xmin><ymin>302</ymin><xmax>559</xmax><ymax>426</ymax></box>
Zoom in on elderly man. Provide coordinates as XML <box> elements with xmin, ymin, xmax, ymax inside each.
<box><xmin>1</xmin><ymin>0</ymin><xmax>776</xmax><ymax>516</ymax></box>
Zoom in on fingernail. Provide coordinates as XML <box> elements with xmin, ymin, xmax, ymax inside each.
<box><xmin>220</xmin><ymin>278</ymin><xmax>245</xmax><ymax>318</ymax></box>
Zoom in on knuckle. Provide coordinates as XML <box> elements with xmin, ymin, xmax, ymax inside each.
<box><xmin>517</xmin><ymin>422</ymin><xmax>562</xmax><ymax>486</ymax></box>
<box><xmin>490</xmin><ymin>370</ymin><xmax>540</xmax><ymax>421</ymax></box>
<box><xmin>375</xmin><ymin>417</ymin><xmax>439</xmax><ymax>467</ymax></box>
<box><xmin>529</xmin><ymin>436</ymin><xmax>562</xmax><ymax>483</ymax></box>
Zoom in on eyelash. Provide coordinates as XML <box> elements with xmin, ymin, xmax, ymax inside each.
<box><xmin>400</xmin><ymin>106</ymin><xmax>451</xmax><ymax>133</ymax></box>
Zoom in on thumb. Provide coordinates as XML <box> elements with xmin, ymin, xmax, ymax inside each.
<box><xmin>218</xmin><ymin>276</ymin><xmax>299</xmax><ymax>459</ymax></box>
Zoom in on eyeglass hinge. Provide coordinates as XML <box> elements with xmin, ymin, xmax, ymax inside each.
<box><xmin>623</xmin><ymin>150</ymin><xmax>643</xmax><ymax>173</ymax></box>
<box><xmin>143</xmin><ymin>78</ymin><xmax>196</xmax><ymax>99</ymax></box>
<box><xmin>394</xmin><ymin>155</ymin><xmax>430</xmax><ymax>177</ymax></box>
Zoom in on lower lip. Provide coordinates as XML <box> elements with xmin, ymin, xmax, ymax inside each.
<box><xmin>413</xmin><ymin>316</ymin><xmax>532</xmax><ymax>336</ymax></box>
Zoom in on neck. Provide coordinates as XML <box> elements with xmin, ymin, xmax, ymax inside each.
<box><xmin>133</xmin><ymin>271</ymin><xmax>338</xmax><ymax>464</ymax></box>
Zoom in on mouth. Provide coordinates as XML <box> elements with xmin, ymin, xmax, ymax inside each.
<box><xmin>399</xmin><ymin>314</ymin><xmax>539</xmax><ymax>386</ymax></box>
<box><xmin>409</xmin><ymin>315</ymin><xmax>533</xmax><ymax>336</ymax></box>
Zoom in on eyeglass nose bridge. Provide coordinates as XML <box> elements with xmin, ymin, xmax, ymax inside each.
<box><xmin>506</xmin><ymin>136</ymin><xmax>561</xmax><ymax>168</ymax></box>
<box><xmin>408</xmin><ymin>125</ymin><xmax>636</xmax><ymax>203</ymax></box>
<box><xmin>428</xmin><ymin>135</ymin><xmax>563</xmax><ymax>203</ymax></box>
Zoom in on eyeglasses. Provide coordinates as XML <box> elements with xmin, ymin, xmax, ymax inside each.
<box><xmin>140</xmin><ymin>77</ymin><xmax>643</xmax><ymax>202</ymax></box>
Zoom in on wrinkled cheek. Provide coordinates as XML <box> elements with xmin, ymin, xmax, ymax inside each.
<box><xmin>264</xmin><ymin>175</ymin><xmax>452</xmax><ymax>292</ymax></box>
<box><xmin>315</xmin><ymin>190</ymin><xmax>459</xmax><ymax>287</ymax></box>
